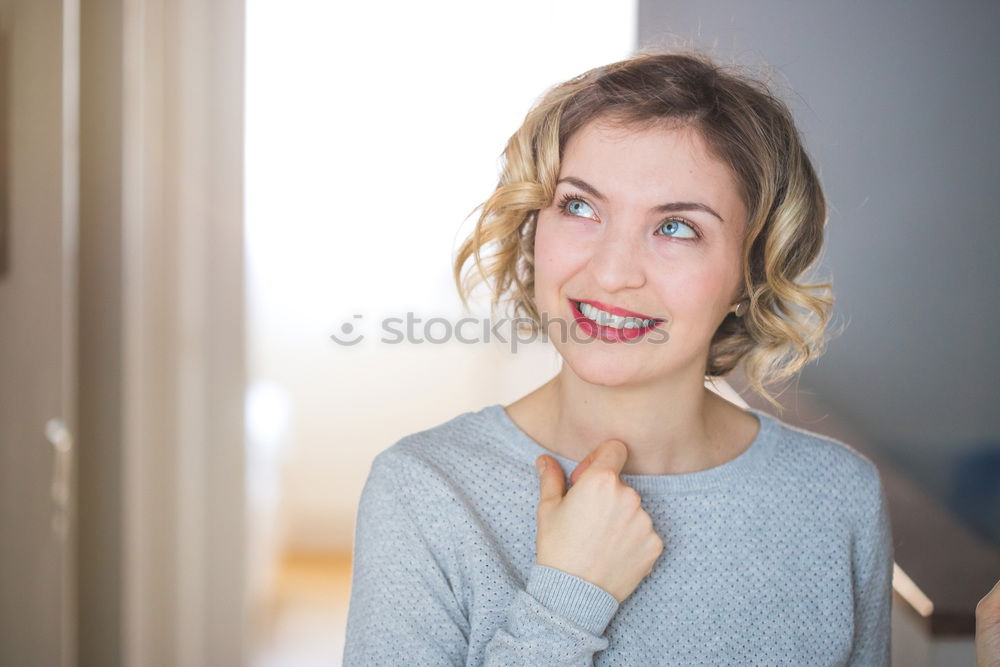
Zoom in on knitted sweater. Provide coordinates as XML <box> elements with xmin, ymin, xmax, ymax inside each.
<box><xmin>343</xmin><ymin>403</ymin><xmax>894</xmax><ymax>666</ymax></box>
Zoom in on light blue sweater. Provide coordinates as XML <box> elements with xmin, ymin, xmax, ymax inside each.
<box><xmin>343</xmin><ymin>403</ymin><xmax>894</xmax><ymax>666</ymax></box>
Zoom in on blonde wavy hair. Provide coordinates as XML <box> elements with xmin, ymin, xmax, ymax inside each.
<box><xmin>452</xmin><ymin>47</ymin><xmax>840</xmax><ymax>412</ymax></box>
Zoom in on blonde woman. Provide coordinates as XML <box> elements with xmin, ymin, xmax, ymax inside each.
<box><xmin>343</xmin><ymin>49</ymin><xmax>893</xmax><ymax>666</ymax></box>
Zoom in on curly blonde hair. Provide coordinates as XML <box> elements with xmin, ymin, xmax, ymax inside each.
<box><xmin>453</xmin><ymin>47</ymin><xmax>840</xmax><ymax>412</ymax></box>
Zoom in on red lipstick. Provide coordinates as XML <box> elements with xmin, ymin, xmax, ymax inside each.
<box><xmin>569</xmin><ymin>298</ymin><xmax>664</xmax><ymax>343</ymax></box>
<box><xmin>575</xmin><ymin>299</ymin><xmax>661</xmax><ymax>321</ymax></box>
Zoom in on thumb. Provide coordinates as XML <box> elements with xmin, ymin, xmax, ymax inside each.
<box><xmin>570</xmin><ymin>449</ymin><xmax>596</xmax><ymax>486</ymax></box>
<box><xmin>579</xmin><ymin>439</ymin><xmax>629</xmax><ymax>480</ymax></box>
<box><xmin>535</xmin><ymin>454</ymin><xmax>565</xmax><ymax>506</ymax></box>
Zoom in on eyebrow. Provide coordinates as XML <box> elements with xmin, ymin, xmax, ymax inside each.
<box><xmin>557</xmin><ymin>176</ymin><xmax>725</xmax><ymax>224</ymax></box>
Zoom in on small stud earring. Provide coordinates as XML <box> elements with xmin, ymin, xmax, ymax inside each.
<box><xmin>732</xmin><ymin>300</ymin><xmax>749</xmax><ymax>317</ymax></box>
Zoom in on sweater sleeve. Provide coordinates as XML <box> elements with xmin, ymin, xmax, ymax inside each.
<box><xmin>480</xmin><ymin>563</ymin><xmax>619</xmax><ymax>664</ymax></box>
<box><xmin>847</xmin><ymin>465</ymin><xmax>894</xmax><ymax>667</ymax></box>
<box><xmin>342</xmin><ymin>451</ymin><xmax>620</xmax><ymax>667</ymax></box>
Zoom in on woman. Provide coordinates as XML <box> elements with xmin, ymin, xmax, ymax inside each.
<box><xmin>343</xmin><ymin>49</ymin><xmax>893</xmax><ymax>666</ymax></box>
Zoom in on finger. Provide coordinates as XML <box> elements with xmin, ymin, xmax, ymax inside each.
<box><xmin>569</xmin><ymin>451</ymin><xmax>595</xmax><ymax>485</ymax></box>
<box><xmin>581</xmin><ymin>439</ymin><xmax>629</xmax><ymax>478</ymax></box>
<box><xmin>979</xmin><ymin>578</ymin><xmax>1000</xmax><ymax>616</ymax></box>
<box><xmin>569</xmin><ymin>460</ymin><xmax>590</xmax><ymax>486</ymax></box>
<box><xmin>536</xmin><ymin>454</ymin><xmax>565</xmax><ymax>505</ymax></box>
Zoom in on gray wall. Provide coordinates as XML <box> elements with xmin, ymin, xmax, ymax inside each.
<box><xmin>637</xmin><ymin>1</ymin><xmax>1000</xmax><ymax>546</ymax></box>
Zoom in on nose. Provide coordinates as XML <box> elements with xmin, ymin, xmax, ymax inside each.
<box><xmin>587</xmin><ymin>228</ymin><xmax>646</xmax><ymax>293</ymax></box>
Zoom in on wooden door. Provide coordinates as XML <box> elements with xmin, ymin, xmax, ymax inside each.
<box><xmin>0</xmin><ymin>1</ymin><xmax>77</xmax><ymax>665</ymax></box>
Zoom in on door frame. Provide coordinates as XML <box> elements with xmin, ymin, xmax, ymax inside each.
<box><xmin>79</xmin><ymin>0</ymin><xmax>246</xmax><ymax>664</ymax></box>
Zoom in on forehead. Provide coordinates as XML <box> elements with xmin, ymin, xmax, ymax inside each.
<box><xmin>559</xmin><ymin>118</ymin><xmax>745</xmax><ymax>221</ymax></box>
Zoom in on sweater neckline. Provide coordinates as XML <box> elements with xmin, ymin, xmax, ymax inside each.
<box><xmin>485</xmin><ymin>402</ymin><xmax>777</xmax><ymax>494</ymax></box>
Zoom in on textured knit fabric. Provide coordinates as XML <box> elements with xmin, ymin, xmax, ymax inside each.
<box><xmin>343</xmin><ymin>403</ymin><xmax>894</xmax><ymax>666</ymax></box>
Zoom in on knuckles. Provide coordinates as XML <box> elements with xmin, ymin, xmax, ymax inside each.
<box><xmin>583</xmin><ymin>468</ymin><xmax>621</xmax><ymax>487</ymax></box>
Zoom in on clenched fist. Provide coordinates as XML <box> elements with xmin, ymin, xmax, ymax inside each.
<box><xmin>534</xmin><ymin>440</ymin><xmax>664</xmax><ymax>604</ymax></box>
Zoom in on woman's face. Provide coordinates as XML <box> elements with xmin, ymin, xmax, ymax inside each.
<box><xmin>533</xmin><ymin>117</ymin><xmax>748</xmax><ymax>386</ymax></box>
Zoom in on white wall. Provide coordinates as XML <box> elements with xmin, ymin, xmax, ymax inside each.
<box><xmin>245</xmin><ymin>0</ymin><xmax>637</xmax><ymax>554</ymax></box>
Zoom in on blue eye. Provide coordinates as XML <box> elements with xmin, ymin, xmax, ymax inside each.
<box><xmin>555</xmin><ymin>191</ymin><xmax>702</xmax><ymax>241</ymax></box>
<box><xmin>557</xmin><ymin>194</ymin><xmax>596</xmax><ymax>219</ymax></box>
<box><xmin>656</xmin><ymin>218</ymin><xmax>698</xmax><ymax>240</ymax></box>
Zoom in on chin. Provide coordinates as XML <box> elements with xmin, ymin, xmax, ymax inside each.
<box><xmin>559</xmin><ymin>348</ymin><xmax>644</xmax><ymax>387</ymax></box>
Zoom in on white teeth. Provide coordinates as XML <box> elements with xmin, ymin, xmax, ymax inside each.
<box><xmin>578</xmin><ymin>302</ymin><xmax>655</xmax><ymax>329</ymax></box>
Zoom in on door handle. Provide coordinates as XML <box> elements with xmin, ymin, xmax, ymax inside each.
<box><xmin>44</xmin><ymin>418</ymin><xmax>73</xmax><ymax>540</ymax></box>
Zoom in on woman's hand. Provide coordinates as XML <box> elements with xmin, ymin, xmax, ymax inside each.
<box><xmin>978</xmin><ymin>577</ymin><xmax>1000</xmax><ymax>667</ymax></box>
<box><xmin>534</xmin><ymin>440</ymin><xmax>664</xmax><ymax>604</ymax></box>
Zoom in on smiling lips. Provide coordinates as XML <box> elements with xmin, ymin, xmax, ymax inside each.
<box><xmin>569</xmin><ymin>298</ymin><xmax>665</xmax><ymax>343</ymax></box>
<box><xmin>575</xmin><ymin>299</ymin><xmax>660</xmax><ymax>321</ymax></box>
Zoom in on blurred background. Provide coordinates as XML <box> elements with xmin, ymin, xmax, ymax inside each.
<box><xmin>0</xmin><ymin>0</ymin><xmax>997</xmax><ymax>666</ymax></box>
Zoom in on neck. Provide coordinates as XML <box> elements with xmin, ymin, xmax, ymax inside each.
<box><xmin>533</xmin><ymin>364</ymin><xmax>735</xmax><ymax>476</ymax></box>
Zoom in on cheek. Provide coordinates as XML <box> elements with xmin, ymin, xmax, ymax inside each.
<box><xmin>533</xmin><ymin>216</ymin><xmax>586</xmax><ymax>283</ymax></box>
<box><xmin>651</xmin><ymin>254</ymin><xmax>737</xmax><ymax>315</ymax></box>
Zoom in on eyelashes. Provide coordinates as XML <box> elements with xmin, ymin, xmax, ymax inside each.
<box><xmin>556</xmin><ymin>192</ymin><xmax>596</xmax><ymax>219</ymax></box>
<box><xmin>554</xmin><ymin>192</ymin><xmax>702</xmax><ymax>241</ymax></box>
